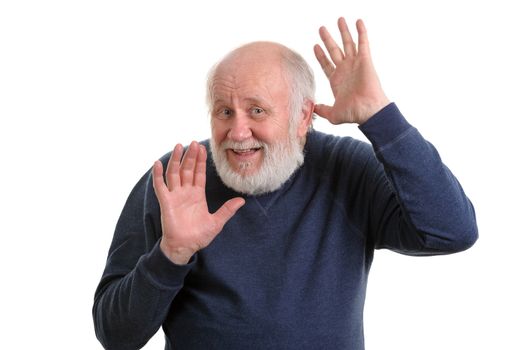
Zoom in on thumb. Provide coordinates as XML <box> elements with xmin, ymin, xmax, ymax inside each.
<box><xmin>314</xmin><ymin>104</ymin><xmax>333</xmax><ymax>120</ymax></box>
<box><xmin>213</xmin><ymin>197</ymin><xmax>245</xmax><ymax>230</ymax></box>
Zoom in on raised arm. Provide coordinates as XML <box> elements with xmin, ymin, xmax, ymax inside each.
<box><xmin>93</xmin><ymin>142</ymin><xmax>244</xmax><ymax>349</ymax></box>
<box><xmin>314</xmin><ymin>17</ymin><xmax>478</xmax><ymax>254</ymax></box>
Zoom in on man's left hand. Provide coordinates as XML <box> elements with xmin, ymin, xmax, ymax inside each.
<box><xmin>314</xmin><ymin>17</ymin><xmax>390</xmax><ymax>125</ymax></box>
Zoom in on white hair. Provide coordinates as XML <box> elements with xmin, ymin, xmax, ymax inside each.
<box><xmin>280</xmin><ymin>46</ymin><xmax>316</xmax><ymax>124</ymax></box>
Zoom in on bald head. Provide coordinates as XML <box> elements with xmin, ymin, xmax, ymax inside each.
<box><xmin>220</xmin><ymin>41</ymin><xmax>290</xmax><ymax>67</ymax></box>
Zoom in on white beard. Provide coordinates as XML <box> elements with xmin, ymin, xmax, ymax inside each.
<box><xmin>210</xmin><ymin>128</ymin><xmax>305</xmax><ymax>196</ymax></box>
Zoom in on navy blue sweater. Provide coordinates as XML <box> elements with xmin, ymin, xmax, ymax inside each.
<box><xmin>93</xmin><ymin>103</ymin><xmax>477</xmax><ymax>349</ymax></box>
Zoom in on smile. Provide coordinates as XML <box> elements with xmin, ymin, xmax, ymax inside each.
<box><xmin>227</xmin><ymin>148</ymin><xmax>263</xmax><ymax>162</ymax></box>
<box><xmin>231</xmin><ymin>147</ymin><xmax>261</xmax><ymax>155</ymax></box>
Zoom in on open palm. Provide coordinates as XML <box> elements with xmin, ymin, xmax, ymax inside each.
<box><xmin>314</xmin><ymin>18</ymin><xmax>390</xmax><ymax>125</ymax></box>
<box><xmin>152</xmin><ymin>142</ymin><xmax>245</xmax><ymax>265</ymax></box>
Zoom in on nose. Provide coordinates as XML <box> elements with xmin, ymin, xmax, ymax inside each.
<box><xmin>227</xmin><ymin>114</ymin><xmax>253</xmax><ymax>142</ymax></box>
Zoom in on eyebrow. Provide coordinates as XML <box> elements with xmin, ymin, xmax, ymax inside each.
<box><xmin>213</xmin><ymin>96</ymin><xmax>272</xmax><ymax>106</ymax></box>
<box><xmin>245</xmin><ymin>96</ymin><xmax>272</xmax><ymax>106</ymax></box>
<box><xmin>212</xmin><ymin>97</ymin><xmax>228</xmax><ymax>105</ymax></box>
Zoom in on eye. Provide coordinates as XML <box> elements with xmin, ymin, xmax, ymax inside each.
<box><xmin>251</xmin><ymin>107</ymin><xmax>265</xmax><ymax>116</ymax></box>
<box><xmin>215</xmin><ymin>107</ymin><xmax>233</xmax><ymax>119</ymax></box>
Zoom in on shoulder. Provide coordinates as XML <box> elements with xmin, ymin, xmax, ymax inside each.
<box><xmin>304</xmin><ymin>130</ymin><xmax>378</xmax><ymax>176</ymax></box>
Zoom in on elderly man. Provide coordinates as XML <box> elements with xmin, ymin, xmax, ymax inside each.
<box><xmin>93</xmin><ymin>18</ymin><xmax>477</xmax><ymax>349</ymax></box>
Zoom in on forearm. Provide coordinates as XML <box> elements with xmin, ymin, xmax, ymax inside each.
<box><xmin>361</xmin><ymin>103</ymin><xmax>478</xmax><ymax>254</ymax></box>
<box><xmin>93</xmin><ymin>242</ymin><xmax>194</xmax><ymax>349</ymax></box>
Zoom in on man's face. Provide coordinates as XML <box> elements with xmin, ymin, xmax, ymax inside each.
<box><xmin>210</xmin><ymin>61</ymin><xmax>292</xmax><ymax>175</ymax></box>
<box><xmin>209</xmin><ymin>47</ymin><xmax>310</xmax><ymax>195</ymax></box>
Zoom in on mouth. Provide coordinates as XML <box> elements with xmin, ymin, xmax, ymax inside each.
<box><xmin>227</xmin><ymin>147</ymin><xmax>263</xmax><ymax>164</ymax></box>
<box><xmin>230</xmin><ymin>147</ymin><xmax>262</xmax><ymax>155</ymax></box>
<box><xmin>220</xmin><ymin>142</ymin><xmax>265</xmax><ymax>174</ymax></box>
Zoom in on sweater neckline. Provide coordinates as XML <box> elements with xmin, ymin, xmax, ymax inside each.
<box><xmin>243</xmin><ymin>166</ymin><xmax>302</xmax><ymax>214</ymax></box>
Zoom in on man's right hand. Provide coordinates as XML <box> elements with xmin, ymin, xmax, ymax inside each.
<box><xmin>152</xmin><ymin>141</ymin><xmax>245</xmax><ymax>265</ymax></box>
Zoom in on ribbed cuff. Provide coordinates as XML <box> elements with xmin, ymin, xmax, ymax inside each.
<box><xmin>138</xmin><ymin>241</ymin><xmax>196</xmax><ymax>290</ymax></box>
<box><xmin>358</xmin><ymin>103</ymin><xmax>412</xmax><ymax>151</ymax></box>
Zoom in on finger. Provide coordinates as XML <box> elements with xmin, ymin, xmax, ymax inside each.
<box><xmin>319</xmin><ymin>26</ymin><xmax>344</xmax><ymax>63</ymax></box>
<box><xmin>356</xmin><ymin>19</ymin><xmax>370</xmax><ymax>57</ymax></box>
<box><xmin>313</xmin><ymin>103</ymin><xmax>333</xmax><ymax>120</ymax></box>
<box><xmin>180</xmin><ymin>141</ymin><xmax>199</xmax><ymax>186</ymax></box>
<box><xmin>152</xmin><ymin>160</ymin><xmax>167</xmax><ymax>201</ymax></box>
<box><xmin>313</xmin><ymin>44</ymin><xmax>334</xmax><ymax>78</ymax></box>
<box><xmin>194</xmin><ymin>144</ymin><xmax>207</xmax><ymax>188</ymax></box>
<box><xmin>166</xmin><ymin>144</ymin><xmax>183</xmax><ymax>190</ymax></box>
<box><xmin>213</xmin><ymin>197</ymin><xmax>245</xmax><ymax>231</ymax></box>
<box><xmin>338</xmin><ymin>17</ymin><xmax>356</xmax><ymax>57</ymax></box>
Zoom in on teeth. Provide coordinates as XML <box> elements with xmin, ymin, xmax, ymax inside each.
<box><xmin>232</xmin><ymin>148</ymin><xmax>259</xmax><ymax>154</ymax></box>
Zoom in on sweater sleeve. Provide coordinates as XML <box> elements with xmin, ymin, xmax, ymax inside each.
<box><xmin>358</xmin><ymin>103</ymin><xmax>478</xmax><ymax>255</ymax></box>
<box><xmin>92</xmin><ymin>161</ymin><xmax>195</xmax><ymax>349</ymax></box>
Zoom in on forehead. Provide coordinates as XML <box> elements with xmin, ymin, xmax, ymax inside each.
<box><xmin>210</xmin><ymin>53</ymin><xmax>290</xmax><ymax>104</ymax></box>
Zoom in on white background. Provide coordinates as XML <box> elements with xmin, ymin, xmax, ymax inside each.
<box><xmin>1</xmin><ymin>0</ymin><xmax>525</xmax><ymax>349</ymax></box>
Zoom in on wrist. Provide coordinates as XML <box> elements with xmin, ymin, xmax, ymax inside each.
<box><xmin>160</xmin><ymin>240</ymin><xmax>196</xmax><ymax>265</ymax></box>
<box><xmin>357</xmin><ymin>97</ymin><xmax>390</xmax><ymax>125</ymax></box>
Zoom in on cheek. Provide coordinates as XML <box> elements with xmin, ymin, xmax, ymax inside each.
<box><xmin>265</xmin><ymin>118</ymin><xmax>290</xmax><ymax>142</ymax></box>
<box><xmin>211</xmin><ymin>121</ymin><xmax>228</xmax><ymax>144</ymax></box>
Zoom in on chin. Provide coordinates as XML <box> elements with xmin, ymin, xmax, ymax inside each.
<box><xmin>229</xmin><ymin>163</ymin><xmax>261</xmax><ymax>177</ymax></box>
<box><xmin>210</xmin><ymin>130</ymin><xmax>305</xmax><ymax>196</ymax></box>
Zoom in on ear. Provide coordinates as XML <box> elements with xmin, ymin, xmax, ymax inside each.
<box><xmin>296</xmin><ymin>99</ymin><xmax>315</xmax><ymax>138</ymax></box>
